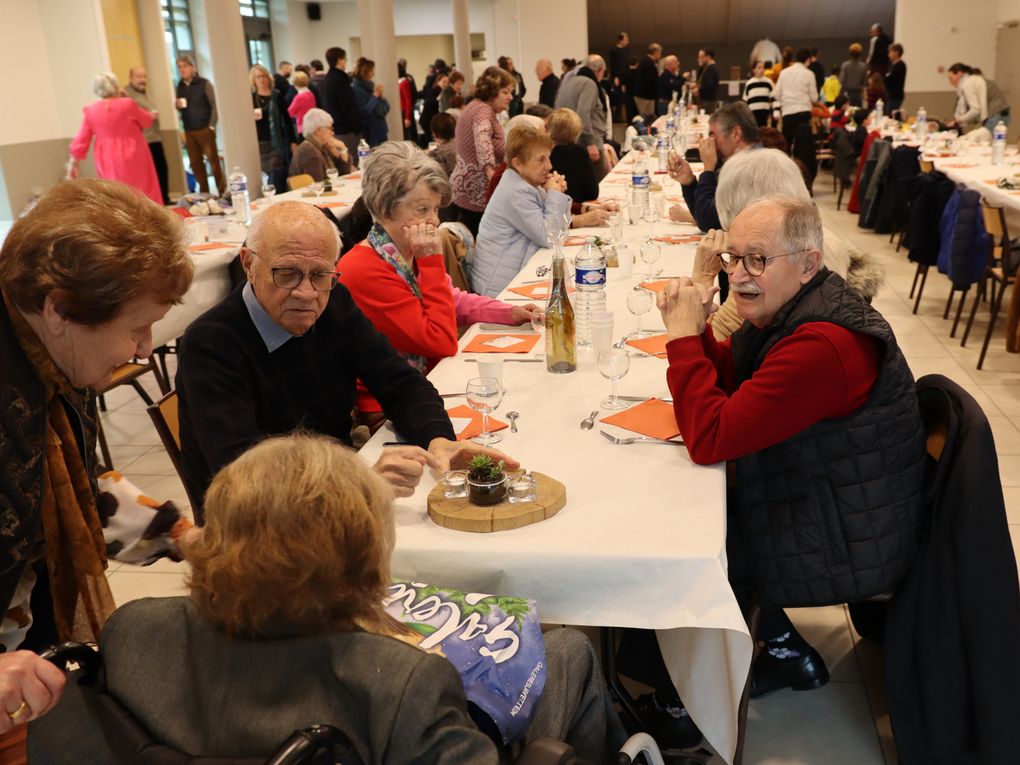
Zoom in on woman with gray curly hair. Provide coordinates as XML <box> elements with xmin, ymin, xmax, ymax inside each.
<box><xmin>67</xmin><ymin>72</ymin><xmax>162</xmax><ymax>204</ymax></box>
<box><xmin>288</xmin><ymin>107</ymin><xmax>352</xmax><ymax>181</ymax></box>
<box><xmin>338</xmin><ymin>141</ymin><xmax>539</xmax><ymax>423</ymax></box>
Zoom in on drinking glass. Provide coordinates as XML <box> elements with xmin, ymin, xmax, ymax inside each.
<box><xmin>607</xmin><ymin>209</ymin><xmax>623</xmax><ymax>242</ymax></box>
<box><xmin>542</xmin><ymin>212</ymin><xmax>570</xmax><ymax>256</ymax></box>
<box><xmin>626</xmin><ymin>286</ymin><xmax>653</xmax><ymax>338</ymax></box>
<box><xmin>325</xmin><ymin>167</ymin><xmax>339</xmax><ymax>185</ymax></box>
<box><xmin>261</xmin><ymin>182</ymin><xmax>276</xmax><ymax>201</ymax></box>
<box><xmin>640</xmin><ymin>240</ymin><xmax>661</xmax><ymax>277</ymax></box>
<box><xmin>466</xmin><ymin>377</ymin><xmax>503</xmax><ymax>446</ymax></box>
<box><xmin>312</xmin><ymin>181</ymin><xmax>325</xmax><ymax>204</ymax></box>
<box><xmin>642</xmin><ymin>200</ymin><xmax>659</xmax><ymax>240</ymax></box>
<box><xmin>443</xmin><ymin>470</ymin><xmax>469</xmax><ymax>498</ymax></box>
<box><xmin>598</xmin><ymin>348</ymin><xmax>631</xmax><ymax>410</ymax></box>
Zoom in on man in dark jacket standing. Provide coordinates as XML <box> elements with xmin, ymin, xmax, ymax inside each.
<box><xmin>867</xmin><ymin>23</ymin><xmax>892</xmax><ymax>75</ymax></box>
<box><xmin>535</xmin><ymin>58</ymin><xmax>560</xmax><ymax>108</ymax></box>
<box><xmin>321</xmin><ymin>47</ymin><xmax>362</xmax><ymax>163</ymax></box>
<box><xmin>608</xmin><ymin>32</ymin><xmax>630</xmax><ymax>121</ymax></box>
<box><xmin>634</xmin><ymin>43</ymin><xmax>661</xmax><ymax>119</ymax></box>
<box><xmin>695</xmin><ymin>48</ymin><xmax>720</xmax><ymax>113</ymax></box>
<box><xmin>885</xmin><ymin>44</ymin><xmax>907</xmax><ymax>115</ymax></box>
<box><xmin>175</xmin><ymin>54</ymin><xmax>226</xmax><ymax>195</ymax></box>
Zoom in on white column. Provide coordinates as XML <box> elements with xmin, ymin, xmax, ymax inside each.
<box><xmin>452</xmin><ymin>0</ymin><xmax>472</xmax><ymax>78</ymax></box>
<box><xmin>189</xmin><ymin>0</ymin><xmax>261</xmax><ymax>195</ymax></box>
<box><xmin>358</xmin><ymin>0</ymin><xmax>401</xmax><ymax>143</ymax></box>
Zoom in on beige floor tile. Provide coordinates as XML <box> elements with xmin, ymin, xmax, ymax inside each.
<box><xmin>787</xmin><ymin>605</ymin><xmax>860</xmax><ymax>683</ymax></box>
<box><xmin>107</xmin><ymin>570</ymin><xmax>188</xmax><ymax>606</ymax></box>
<box><xmin>864</xmin><ymin>682</ymin><xmax>898</xmax><ymax>765</ymax></box>
<box><xmin>986</xmin><ymin>416</ymin><xmax>1020</xmax><ymax>455</ymax></box>
<box><xmin>975</xmin><ymin>385</ymin><xmax>1020</xmax><ymax>416</ymax></box>
<box><xmin>1003</xmin><ymin>488</ymin><xmax>1020</xmax><ymax>525</ymax></box>
<box><xmin>119</xmin><ymin>445</ymin><xmax>177</xmax><ymax>477</ymax></box>
<box><xmin>99</xmin><ymin>409</ymin><xmax>161</xmax><ymax>447</ymax></box>
<box><xmin>897</xmin><ymin>334</ymin><xmax>955</xmax><ymax>359</ymax></box>
<box><xmin>743</xmin><ymin>682</ymin><xmax>884</xmax><ymax>764</ymax></box>
<box><xmin>998</xmin><ymin>455</ymin><xmax>1020</xmax><ymax>487</ymax></box>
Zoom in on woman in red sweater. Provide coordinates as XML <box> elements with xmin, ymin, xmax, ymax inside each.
<box><xmin>339</xmin><ymin>142</ymin><xmax>539</xmax><ymax>420</ymax></box>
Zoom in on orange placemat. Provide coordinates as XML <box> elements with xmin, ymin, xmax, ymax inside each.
<box><xmin>188</xmin><ymin>242</ymin><xmax>232</xmax><ymax>252</ymax></box>
<box><xmin>941</xmin><ymin>163</ymin><xmax>978</xmax><ymax>169</ymax></box>
<box><xmin>600</xmin><ymin>398</ymin><xmax>680</xmax><ymax>440</ymax></box>
<box><xmin>563</xmin><ymin>235</ymin><xmax>590</xmax><ymax>246</ymax></box>
<box><xmin>626</xmin><ymin>333</ymin><xmax>669</xmax><ymax>357</ymax></box>
<box><xmin>462</xmin><ymin>333</ymin><xmax>541</xmax><ymax>354</ymax></box>
<box><xmin>507</xmin><ymin>282</ymin><xmax>551</xmax><ymax>299</ymax></box>
<box><xmin>639</xmin><ymin>279</ymin><xmax>672</xmax><ymax>294</ymax></box>
<box><xmin>984</xmin><ymin>178</ymin><xmax>1001</xmax><ymax>185</ymax></box>
<box><xmin>446</xmin><ymin>404</ymin><xmax>509</xmax><ymax>441</ymax></box>
<box><xmin>344</xmin><ymin>173</ymin><xmax>361</xmax><ymax>180</ymax></box>
<box><xmin>653</xmin><ymin>234</ymin><xmax>702</xmax><ymax>245</ymax></box>
<box><xmin>317</xmin><ymin>201</ymin><xmax>350</xmax><ymax>209</ymax></box>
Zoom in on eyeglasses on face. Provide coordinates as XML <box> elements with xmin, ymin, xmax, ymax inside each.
<box><xmin>718</xmin><ymin>249</ymin><xmax>811</xmax><ymax>277</ymax></box>
<box><xmin>246</xmin><ymin>248</ymin><xmax>339</xmax><ymax>291</ymax></box>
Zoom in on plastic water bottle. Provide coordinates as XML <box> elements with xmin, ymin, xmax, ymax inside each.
<box><xmin>228</xmin><ymin>166</ymin><xmax>250</xmax><ymax>225</ymax></box>
<box><xmin>657</xmin><ymin>136</ymin><xmax>669</xmax><ymax>172</ymax></box>
<box><xmin>357</xmin><ymin>138</ymin><xmax>371</xmax><ymax>167</ymax></box>
<box><xmin>631</xmin><ymin>155</ymin><xmax>650</xmax><ymax>217</ymax></box>
<box><xmin>573</xmin><ymin>237</ymin><xmax>607</xmax><ymax>347</ymax></box>
<box><xmin>992</xmin><ymin>121</ymin><xmax>1007</xmax><ymax>165</ymax></box>
<box><xmin>874</xmin><ymin>99</ymin><xmax>885</xmax><ymax>127</ymax></box>
<box><xmin>915</xmin><ymin>106</ymin><xmax>927</xmax><ymax>141</ymax></box>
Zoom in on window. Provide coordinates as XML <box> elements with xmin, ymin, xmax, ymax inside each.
<box><xmin>161</xmin><ymin>0</ymin><xmax>195</xmax><ymax>80</ymax></box>
<box><xmin>238</xmin><ymin>0</ymin><xmax>270</xmax><ymax>19</ymax></box>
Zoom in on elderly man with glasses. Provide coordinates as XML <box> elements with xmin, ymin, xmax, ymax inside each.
<box><xmin>176</xmin><ymin>202</ymin><xmax>516</xmax><ymax>521</ymax></box>
<box><xmin>622</xmin><ymin>197</ymin><xmax>925</xmax><ymax>732</ymax></box>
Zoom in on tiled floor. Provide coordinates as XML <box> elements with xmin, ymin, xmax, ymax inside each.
<box><xmin>100</xmin><ymin>170</ymin><xmax>1020</xmax><ymax>764</ymax></box>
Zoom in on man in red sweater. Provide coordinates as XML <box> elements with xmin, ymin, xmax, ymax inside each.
<box><xmin>623</xmin><ymin>196</ymin><xmax>923</xmax><ymax>743</ymax></box>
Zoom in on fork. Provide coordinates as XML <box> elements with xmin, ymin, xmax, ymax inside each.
<box><xmin>599</xmin><ymin>430</ymin><xmax>685</xmax><ymax>446</ymax></box>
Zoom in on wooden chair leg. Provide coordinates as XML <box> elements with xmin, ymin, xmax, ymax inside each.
<box><xmin>912</xmin><ymin>265</ymin><xmax>930</xmax><ymax>314</ymax></box>
<box><xmin>1006</xmin><ymin>278</ymin><xmax>1020</xmax><ymax>353</ymax></box>
<box><xmin>961</xmin><ymin>281</ymin><xmax>986</xmax><ymax>347</ymax></box>
<box><xmin>950</xmin><ymin>287</ymin><xmax>970</xmax><ymax>337</ymax></box>
<box><xmin>943</xmin><ymin>287</ymin><xmax>957</xmax><ymax>320</ymax></box>
<box><xmin>978</xmin><ymin>280</ymin><xmax>1008</xmax><ymax>369</ymax></box>
<box><xmin>97</xmin><ymin>418</ymin><xmax>113</xmax><ymax>469</ymax></box>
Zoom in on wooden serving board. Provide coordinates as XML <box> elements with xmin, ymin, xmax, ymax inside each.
<box><xmin>427</xmin><ymin>472</ymin><xmax>566</xmax><ymax>533</ymax></box>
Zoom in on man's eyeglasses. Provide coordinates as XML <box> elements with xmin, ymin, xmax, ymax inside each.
<box><xmin>718</xmin><ymin>250</ymin><xmax>811</xmax><ymax>277</ymax></box>
<box><xmin>246</xmin><ymin>248</ymin><xmax>339</xmax><ymax>292</ymax></box>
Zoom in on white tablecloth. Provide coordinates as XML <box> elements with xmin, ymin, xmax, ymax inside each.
<box><xmin>361</xmin><ymin>161</ymin><xmax>751</xmax><ymax>762</ymax></box>
<box><xmin>927</xmin><ymin>145</ymin><xmax>1020</xmax><ymax>223</ymax></box>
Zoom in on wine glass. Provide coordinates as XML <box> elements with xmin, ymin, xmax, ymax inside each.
<box><xmin>326</xmin><ymin>167</ymin><xmax>339</xmax><ymax>185</ymax></box>
<box><xmin>626</xmin><ymin>286</ymin><xmax>653</xmax><ymax>339</ymax></box>
<box><xmin>640</xmin><ymin>240</ymin><xmax>661</xmax><ymax>278</ymax></box>
<box><xmin>642</xmin><ymin>199</ymin><xmax>660</xmax><ymax>240</ymax></box>
<box><xmin>542</xmin><ymin>212</ymin><xmax>570</xmax><ymax>255</ymax></box>
<box><xmin>466</xmin><ymin>377</ymin><xmax>503</xmax><ymax>446</ymax></box>
<box><xmin>598</xmin><ymin>348</ymin><xmax>631</xmax><ymax>410</ymax></box>
<box><xmin>607</xmin><ymin>208</ymin><xmax>623</xmax><ymax>242</ymax></box>
<box><xmin>312</xmin><ymin>181</ymin><xmax>325</xmax><ymax>204</ymax></box>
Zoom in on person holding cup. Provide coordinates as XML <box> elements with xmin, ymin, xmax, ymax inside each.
<box><xmin>338</xmin><ymin>142</ymin><xmax>539</xmax><ymax>431</ymax></box>
<box><xmin>250</xmin><ymin>64</ymin><xmax>297</xmax><ymax>195</ymax></box>
<box><xmin>175</xmin><ymin>55</ymin><xmax>226</xmax><ymax>195</ymax></box>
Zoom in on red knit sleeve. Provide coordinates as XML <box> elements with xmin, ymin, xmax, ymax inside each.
<box><xmin>665</xmin><ymin>322</ymin><xmax>882</xmax><ymax>465</ymax></box>
<box><xmin>338</xmin><ymin>245</ymin><xmax>458</xmax><ymax>363</ymax></box>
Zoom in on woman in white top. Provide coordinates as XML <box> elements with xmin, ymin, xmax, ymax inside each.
<box><xmin>743</xmin><ymin>61</ymin><xmax>775</xmax><ymax>127</ymax></box>
<box><xmin>946</xmin><ymin>62</ymin><xmax>987</xmax><ymax>132</ymax></box>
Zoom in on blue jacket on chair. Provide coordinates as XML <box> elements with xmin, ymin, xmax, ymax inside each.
<box><xmin>937</xmin><ymin>186</ymin><xmax>990</xmax><ymax>290</ymax></box>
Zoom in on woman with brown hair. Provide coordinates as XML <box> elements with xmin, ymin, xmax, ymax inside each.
<box><xmin>352</xmin><ymin>57</ymin><xmax>390</xmax><ymax>147</ymax></box>
<box><xmin>0</xmin><ymin>179</ymin><xmax>193</xmax><ymax>759</ymax></box>
<box><xmin>449</xmin><ymin>66</ymin><xmax>516</xmax><ymax>235</ymax></box>
<box><xmin>99</xmin><ymin>433</ymin><xmax>615</xmax><ymax>762</ymax></box>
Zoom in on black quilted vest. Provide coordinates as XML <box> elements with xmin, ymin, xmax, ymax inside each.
<box><xmin>729</xmin><ymin>269</ymin><xmax>925</xmax><ymax>607</ymax></box>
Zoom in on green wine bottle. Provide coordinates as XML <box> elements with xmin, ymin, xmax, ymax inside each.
<box><xmin>545</xmin><ymin>255</ymin><xmax>576</xmax><ymax>373</ymax></box>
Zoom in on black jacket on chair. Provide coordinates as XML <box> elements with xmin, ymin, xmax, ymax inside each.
<box><xmin>885</xmin><ymin>374</ymin><xmax>1020</xmax><ymax>765</ymax></box>
<box><xmin>905</xmin><ymin>171</ymin><xmax>955</xmax><ymax>266</ymax></box>
<box><xmin>873</xmin><ymin>145</ymin><xmax>919</xmax><ymax>236</ymax></box>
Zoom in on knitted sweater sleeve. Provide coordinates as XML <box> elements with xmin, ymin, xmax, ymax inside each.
<box><xmin>665</xmin><ymin>323</ymin><xmax>881</xmax><ymax>465</ymax></box>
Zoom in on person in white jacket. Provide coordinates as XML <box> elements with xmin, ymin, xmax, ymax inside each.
<box><xmin>946</xmin><ymin>62</ymin><xmax>987</xmax><ymax>132</ymax></box>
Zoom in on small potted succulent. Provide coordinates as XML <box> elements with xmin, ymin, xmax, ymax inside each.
<box><xmin>467</xmin><ymin>455</ymin><xmax>507</xmax><ymax>506</ymax></box>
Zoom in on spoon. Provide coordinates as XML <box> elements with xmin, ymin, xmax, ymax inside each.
<box><xmin>507</xmin><ymin>411</ymin><xmax>519</xmax><ymax>433</ymax></box>
<box><xmin>579</xmin><ymin>410</ymin><xmax>599</xmax><ymax>431</ymax></box>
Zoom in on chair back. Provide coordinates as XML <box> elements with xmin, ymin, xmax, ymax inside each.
<box><xmin>919</xmin><ymin>158</ymin><xmax>934</xmax><ymax>174</ymax></box>
<box><xmin>146</xmin><ymin>391</ymin><xmax>202</xmax><ymax>513</ymax></box>
<box><xmin>288</xmin><ymin>174</ymin><xmax>314</xmax><ymax>191</ymax></box>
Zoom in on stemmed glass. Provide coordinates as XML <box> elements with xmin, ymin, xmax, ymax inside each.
<box><xmin>598</xmin><ymin>348</ymin><xmax>631</xmax><ymax>410</ymax></box>
<box><xmin>312</xmin><ymin>181</ymin><xmax>325</xmax><ymax>204</ymax></box>
<box><xmin>542</xmin><ymin>212</ymin><xmax>570</xmax><ymax>256</ymax></box>
<box><xmin>642</xmin><ymin>201</ymin><xmax>659</xmax><ymax>241</ymax></box>
<box><xmin>261</xmin><ymin>182</ymin><xmax>276</xmax><ymax>202</ymax></box>
<box><xmin>607</xmin><ymin>209</ymin><xmax>623</xmax><ymax>242</ymax></box>
<box><xmin>626</xmin><ymin>286</ymin><xmax>653</xmax><ymax>339</ymax></box>
<box><xmin>640</xmin><ymin>240</ymin><xmax>661</xmax><ymax>278</ymax></box>
<box><xmin>466</xmin><ymin>377</ymin><xmax>503</xmax><ymax>446</ymax></box>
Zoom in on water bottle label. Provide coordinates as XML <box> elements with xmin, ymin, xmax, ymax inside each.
<box><xmin>632</xmin><ymin>174</ymin><xmax>650</xmax><ymax>188</ymax></box>
<box><xmin>574</xmin><ymin>267</ymin><xmax>606</xmax><ymax>287</ymax></box>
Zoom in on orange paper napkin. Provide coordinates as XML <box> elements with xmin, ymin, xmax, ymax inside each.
<box><xmin>188</xmin><ymin>242</ymin><xmax>232</xmax><ymax>252</ymax></box>
<box><xmin>462</xmin><ymin>333</ymin><xmax>541</xmax><ymax>354</ymax></box>
<box><xmin>653</xmin><ymin>234</ymin><xmax>702</xmax><ymax>245</ymax></box>
<box><xmin>626</xmin><ymin>333</ymin><xmax>669</xmax><ymax>357</ymax></box>
<box><xmin>507</xmin><ymin>282</ymin><xmax>551</xmax><ymax>299</ymax></box>
<box><xmin>639</xmin><ymin>279</ymin><xmax>671</xmax><ymax>294</ymax></box>
<box><xmin>600</xmin><ymin>398</ymin><xmax>681</xmax><ymax>440</ymax></box>
<box><xmin>447</xmin><ymin>404</ymin><xmax>509</xmax><ymax>441</ymax></box>
<box><xmin>317</xmin><ymin>201</ymin><xmax>350</xmax><ymax>209</ymax></box>
<box><xmin>941</xmin><ymin>163</ymin><xmax>978</xmax><ymax>169</ymax></box>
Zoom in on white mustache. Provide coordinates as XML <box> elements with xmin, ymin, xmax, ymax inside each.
<box><xmin>732</xmin><ymin>283</ymin><xmax>762</xmax><ymax>295</ymax></box>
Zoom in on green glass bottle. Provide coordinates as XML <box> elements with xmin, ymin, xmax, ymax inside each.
<box><xmin>545</xmin><ymin>255</ymin><xmax>576</xmax><ymax>373</ymax></box>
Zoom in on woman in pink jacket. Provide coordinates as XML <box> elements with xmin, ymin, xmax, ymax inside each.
<box><xmin>68</xmin><ymin>72</ymin><xmax>162</xmax><ymax>205</ymax></box>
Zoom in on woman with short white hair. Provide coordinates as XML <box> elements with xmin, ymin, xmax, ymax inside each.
<box><xmin>67</xmin><ymin>72</ymin><xmax>162</xmax><ymax>204</ymax></box>
<box><xmin>288</xmin><ymin>107</ymin><xmax>352</xmax><ymax>181</ymax></box>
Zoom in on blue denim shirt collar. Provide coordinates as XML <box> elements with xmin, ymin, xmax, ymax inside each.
<box><xmin>242</xmin><ymin>281</ymin><xmax>294</xmax><ymax>353</ymax></box>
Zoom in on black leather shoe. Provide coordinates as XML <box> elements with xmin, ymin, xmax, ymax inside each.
<box><xmin>750</xmin><ymin>647</ymin><xmax>830</xmax><ymax>699</ymax></box>
<box><xmin>635</xmin><ymin>693</ymin><xmax>703</xmax><ymax>750</ymax></box>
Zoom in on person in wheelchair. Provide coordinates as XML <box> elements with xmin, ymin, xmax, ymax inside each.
<box><xmin>96</xmin><ymin>433</ymin><xmax>617</xmax><ymax>763</ymax></box>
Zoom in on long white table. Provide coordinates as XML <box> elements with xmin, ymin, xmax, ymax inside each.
<box><xmin>361</xmin><ymin>159</ymin><xmax>752</xmax><ymax>763</ymax></box>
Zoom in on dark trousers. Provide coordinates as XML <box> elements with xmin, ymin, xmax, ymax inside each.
<box><xmin>184</xmin><ymin>127</ymin><xmax>226</xmax><ymax>195</ymax></box>
<box><xmin>148</xmin><ymin>141</ymin><xmax>170</xmax><ymax>204</ymax></box>
<box><xmin>752</xmin><ymin>110</ymin><xmax>770</xmax><ymax>127</ymax></box>
<box><xmin>781</xmin><ymin>111</ymin><xmax>812</xmax><ymax>155</ymax></box>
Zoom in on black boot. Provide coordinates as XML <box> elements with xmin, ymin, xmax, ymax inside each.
<box><xmin>635</xmin><ymin>691</ymin><xmax>703</xmax><ymax>750</ymax></box>
<box><xmin>750</xmin><ymin>630</ymin><xmax>830</xmax><ymax>699</ymax></box>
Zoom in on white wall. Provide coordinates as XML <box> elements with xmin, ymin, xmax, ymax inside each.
<box><xmin>895</xmin><ymin>0</ymin><xmax>998</xmax><ymax>93</ymax></box>
<box><xmin>1001</xmin><ymin>0</ymin><xmax>1020</xmax><ymax>22</ymax></box>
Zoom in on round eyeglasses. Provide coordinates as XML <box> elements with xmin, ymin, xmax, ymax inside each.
<box><xmin>247</xmin><ymin>248</ymin><xmax>339</xmax><ymax>291</ymax></box>
<box><xmin>718</xmin><ymin>250</ymin><xmax>811</xmax><ymax>277</ymax></box>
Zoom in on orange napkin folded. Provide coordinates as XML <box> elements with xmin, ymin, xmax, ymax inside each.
<box><xmin>653</xmin><ymin>234</ymin><xmax>702</xmax><ymax>245</ymax></box>
<box><xmin>507</xmin><ymin>282</ymin><xmax>551</xmax><ymax>299</ymax></box>
<box><xmin>639</xmin><ymin>279</ymin><xmax>671</xmax><ymax>294</ymax></box>
<box><xmin>344</xmin><ymin>173</ymin><xmax>362</xmax><ymax>180</ymax></box>
<box><xmin>462</xmin><ymin>333</ymin><xmax>541</xmax><ymax>354</ymax></box>
<box><xmin>563</xmin><ymin>236</ymin><xmax>590</xmax><ymax>246</ymax></box>
<box><xmin>317</xmin><ymin>201</ymin><xmax>350</xmax><ymax>209</ymax></box>
<box><xmin>626</xmin><ymin>333</ymin><xmax>669</xmax><ymax>357</ymax></box>
<box><xmin>984</xmin><ymin>178</ymin><xmax>1001</xmax><ymax>185</ymax></box>
<box><xmin>188</xmin><ymin>242</ymin><xmax>233</xmax><ymax>252</ymax></box>
<box><xmin>447</xmin><ymin>404</ymin><xmax>509</xmax><ymax>441</ymax></box>
<box><xmin>600</xmin><ymin>398</ymin><xmax>681</xmax><ymax>441</ymax></box>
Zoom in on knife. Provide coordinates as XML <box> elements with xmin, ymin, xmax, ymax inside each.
<box><xmin>616</xmin><ymin>395</ymin><xmax>674</xmax><ymax>403</ymax></box>
<box><xmin>463</xmin><ymin>358</ymin><xmax>544</xmax><ymax>363</ymax></box>
<box><xmin>477</xmin><ymin>323</ymin><xmax>537</xmax><ymax>332</ymax></box>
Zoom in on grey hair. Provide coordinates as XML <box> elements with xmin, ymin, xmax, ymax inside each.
<box><xmin>715</xmin><ymin>148</ymin><xmax>811</xmax><ymax>228</ymax></box>
<box><xmin>587</xmin><ymin>55</ymin><xmax>606</xmax><ymax>73</ymax></box>
<box><xmin>741</xmin><ymin>196</ymin><xmax>824</xmax><ymax>257</ymax></box>
<box><xmin>360</xmin><ymin>141</ymin><xmax>452</xmax><ymax>221</ymax></box>
<box><xmin>93</xmin><ymin>72</ymin><xmax>120</xmax><ymax>98</ymax></box>
<box><xmin>301</xmin><ymin>107</ymin><xmax>333</xmax><ymax>139</ymax></box>
<box><xmin>709</xmin><ymin>102</ymin><xmax>760</xmax><ymax>144</ymax></box>
<box><xmin>177</xmin><ymin>54</ymin><xmax>196</xmax><ymax>67</ymax></box>
<box><xmin>246</xmin><ymin>201</ymin><xmax>341</xmax><ymax>262</ymax></box>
